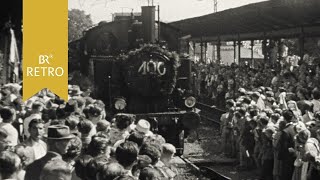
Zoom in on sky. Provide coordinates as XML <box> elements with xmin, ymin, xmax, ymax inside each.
<box><xmin>68</xmin><ymin>0</ymin><xmax>267</xmax><ymax>24</ymax></box>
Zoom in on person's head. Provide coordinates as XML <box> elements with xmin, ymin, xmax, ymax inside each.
<box><xmin>0</xmin><ymin>151</ymin><xmax>21</xmax><ymax>179</ymax></box>
<box><xmin>74</xmin><ymin>155</ymin><xmax>93</xmax><ymax>180</ymax></box>
<box><xmin>115</xmin><ymin>114</ymin><xmax>134</xmax><ymax>130</ymax></box>
<box><xmin>0</xmin><ymin>107</ymin><xmax>15</xmax><ymax>123</ymax></box>
<box><xmin>259</xmin><ymin>115</ymin><xmax>269</xmax><ymax>128</ymax></box>
<box><xmin>312</xmin><ymin>89</ymin><xmax>320</xmax><ymax>100</ymax></box>
<box><xmin>115</xmin><ymin>141</ymin><xmax>138</xmax><ymax>168</ymax></box>
<box><xmin>139</xmin><ymin>144</ymin><xmax>161</xmax><ymax>165</ymax></box>
<box><xmin>65</xmin><ymin>115</ymin><xmax>80</xmax><ymax>135</ymax></box>
<box><xmin>40</xmin><ymin>159</ymin><xmax>72</xmax><ymax>180</ymax></box>
<box><xmin>160</xmin><ymin>143</ymin><xmax>176</xmax><ymax>164</ymax></box>
<box><xmin>135</xmin><ymin>119</ymin><xmax>152</xmax><ymax>136</ymax></box>
<box><xmin>225</xmin><ymin>99</ymin><xmax>235</xmax><ymax>110</ymax></box>
<box><xmin>46</xmin><ymin>125</ymin><xmax>75</xmax><ymax>155</ymax></box>
<box><xmin>78</xmin><ymin>119</ymin><xmax>94</xmax><ymax>136</ymax></box>
<box><xmin>87</xmin><ymin>136</ymin><xmax>110</xmax><ymax>157</ymax></box>
<box><xmin>86</xmin><ymin>155</ymin><xmax>109</xmax><ymax>180</ymax></box>
<box><xmin>75</xmin><ymin>97</ymin><xmax>86</xmax><ymax>110</ymax></box>
<box><xmin>28</xmin><ymin>118</ymin><xmax>45</xmax><ymax>141</ymax></box>
<box><xmin>296</xmin><ymin>129</ymin><xmax>311</xmax><ymax>145</ymax></box>
<box><xmin>96</xmin><ymin>120</ymin><xmax>110</xmax><ymax>133</ymax></box>
<box><xmin>63</xmin><ymin>136</ymin><xmax>82</xmax><ymax>162</ymax></box>
<box><xmin>56</xmin><ymin>107</ymin><xmax>67</xmax><ymax>119</ymax></box>
<box><xmin>0</xmin><ymin>128</ymin><xmax>8</xmax><ymax>151</ymax></box>
<box><xmin>297</xmin><ymin>88</ymin><xmax>309</xmax><ymax>100</ymax></box>
<box><xmin>96</xmin><ymin>162</ymin><xmax>124</xmax><ymax>180</ymax></box>
<box><xmin>282</xmin><ymin>110</ymin><xmax>294</xmax><ymax>123</ymax></box>
<box><xmin>139</xmin><ymin>167</ymin><xmax>163</xmax><ymax>180</ymax></box>
<box><xmin>114</xmin><ymin>175</ymin><xmax>136</xmax><ymax>180</ymax></box>
<box><xmin>316</xmin><ymin>129</ymin><xmax>320</xmax><ymax>141</ymax></box>
<box><xmin>287</xmin><ymin>101</ymin><xmax>298</xmax><ymax>112</ymax></box>
<box><xmin>127</xmin><ymin>132</ymin><xmax>145</xmax><ymax>148</ymax></box>
<box><xmin>31</xmin><ymin>101</ymin><xmax>44</xmax><ymax>113</ymax></box>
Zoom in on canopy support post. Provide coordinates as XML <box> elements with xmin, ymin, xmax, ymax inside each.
<box><xmin>238</xmin><ymin>40</ymin><xmax>241</xmax><ymax>64</ymax></box>
<box><xmin>251</xmin><ymin>40</ymin><xmax>254</xmax><ymax>67</ymax></box>
<box><xmin>233</xmin><ymin>41</ymin><xmax>236</xmax><ymax>63</ymax></box>
<box><xmin>299</xmin><ymin>27</ymin><xmax>305</xmax><ymax>61</ymax></box>
<box><xmin>200</xmin><ymin>38</ymin><xmax>203</xmax><ymax>63</ymax></box>
<box><xmin>217</xmin><ymin>39</ymin><xmax>221</xmax><ymax>64</ymax></box>
<box><xmin>204</xmin><ymin>42</ymin><xmax>207</xmax><ymax>64</ymax></box>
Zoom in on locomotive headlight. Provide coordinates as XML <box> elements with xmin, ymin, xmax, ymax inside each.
<box><xmin>184</xmin><ymin>96</ymin><xmax>196</xmax><ymax>108</ymax></box>
<box><xmin>115</xmin><ymin>98</ymin><xmax>126</xmax><ymax>110</ymax></box>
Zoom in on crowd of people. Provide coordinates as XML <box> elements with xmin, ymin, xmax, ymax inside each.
<box><xmin>0</xmin><ymin>84</ymin><xmax>179</xmax><ymax>180</ymax></box>
<box><xmin>217</xmin><ymin>50</ymin><xmax>320</xmax><ymax>180</ymax></box>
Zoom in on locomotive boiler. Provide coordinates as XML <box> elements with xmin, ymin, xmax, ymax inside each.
<box><xmin>75</xmin><ymin>6</ymin><xmax>200</xmax><ymax>155</ymax></box>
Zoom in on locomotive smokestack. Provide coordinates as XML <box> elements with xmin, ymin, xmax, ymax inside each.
<box><xmin>141</xmin><ymin>6</ymin><xmax>155</xmax><ymax>43</ymax></box>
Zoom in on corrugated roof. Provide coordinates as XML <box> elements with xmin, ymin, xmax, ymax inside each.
<box><xmin>170</xmin><ymin>0</ymin><xmax>320</xmax><ymax>41</ymax></box>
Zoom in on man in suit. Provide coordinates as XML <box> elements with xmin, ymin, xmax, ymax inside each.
<box><xmin>278</xmin><ymin>110</ymin><xmax>297</xmax><ymax>180</ymax></box>
<box><xmin>25</xmin><ymin>125</ymin><xmax>74</xmax><ymax>180</ymax></box>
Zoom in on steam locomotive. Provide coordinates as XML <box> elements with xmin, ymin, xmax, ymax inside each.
<box><xmin>74</xmin><ymin>6</ymin><xmax>200</xmax><ymax>155</ymax></box>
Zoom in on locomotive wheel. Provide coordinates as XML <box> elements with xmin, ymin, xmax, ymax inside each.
<box><xmin>176</xmin><ymin>130</ymin><xmax>185</xmax><ymax>156</ymax></box>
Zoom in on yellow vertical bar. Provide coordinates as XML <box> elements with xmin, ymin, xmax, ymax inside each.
<box><xmin>23</xmin><ymin>0</ymin><xmax>68</xmax><ymax>101</ymax></box>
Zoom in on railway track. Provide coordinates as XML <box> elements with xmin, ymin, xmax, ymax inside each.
<box><xmin>178</xmin><ymin>102</ymin><xmax>232</xmax><ymax>179</ymax></box>
<box><xmin>178</xmin><ymin>156</ymin><xmax>232</xmax><ymax>180</ymax></box>
<box><xmin>196</xmin><ymin>102</ymin><xmax>225</xmax><ymax>125</ymax></box>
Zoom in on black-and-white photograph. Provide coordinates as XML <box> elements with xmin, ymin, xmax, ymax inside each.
<box><xmin>1</xmin><ymin>0</ymin><xmax>320</xmax><ymax>179</ymax></box>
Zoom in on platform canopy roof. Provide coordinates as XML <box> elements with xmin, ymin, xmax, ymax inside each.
<box><xmin>170</xmin><ymin>0</ymin><xmax>320</xmax><ymax>42</ymax></box>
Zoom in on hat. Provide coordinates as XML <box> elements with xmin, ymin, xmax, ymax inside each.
<box><xmin>135</xmin><ymin>119</ymin><xmax>152</xmax><ymax>136</ymax></box>
<box><xmin>45</xmin><ymin>125</ymin><xmax>75</xmax><ymax>140</ymax></box>
<box><xmin>266</xmin><ymin>91</ymin><xmax>274</xmax><ymax>97</ymax></box>
<box><xmin>238</xmin><ymin>88</ymin><xmax>246</xmax><ymax>94</ymax></box>
<box><xmin>266</xmin><ymin>87</ymin><xmax>273</xmax><ymax>92</ymax></box>
<box><xmin>252</xmin><ymin>92</ymin><xmax>260</xmax><ymax>98</ymax></box>
<box><xmin>69</xmin><ymin>85</ymin><xmax>83</xmax><ymax>96</ymax></box>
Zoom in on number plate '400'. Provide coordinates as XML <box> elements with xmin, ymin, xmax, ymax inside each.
<box><xmin>138</xmin><ymin>60</ymin><xmax>166</xmax><ymax>76</ymax></box>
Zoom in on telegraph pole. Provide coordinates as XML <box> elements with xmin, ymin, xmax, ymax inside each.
<box><xmin>213</xmin><ymin>0</ymin><xmax>218</xmax><ymax>13</ymax></box>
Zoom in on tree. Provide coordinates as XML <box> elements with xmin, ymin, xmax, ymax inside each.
<box><xmin>68</xmin><ymin>9</ymin><xmax>93</xmax><ymax>42</ymax></box>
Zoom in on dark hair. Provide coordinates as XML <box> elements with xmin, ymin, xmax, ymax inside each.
<box><xmin>0</xmin><ymin>151</ymin><xmax>21</xmax><ymax>179</ymax></box>
<box><xmin>282</xmin><ymin>110</ymin><xmax>294</xmax><ymax>122</ymax></box>
<box><xmin>63</xmin><ymin>136</ymin><xmax>82</xmax><ymax>161</ymax></box>
<box><xmin>313</xmin><ymin>89</ymin><xmax>320</xmax><ymax>99</ymax></box>
<box><xmin>242</xmin><ymin>97</ymin><xmax>251</xmax><ymax>105</ymax></box>
<box><xmin>127</xmin><ymin>132</ymin><xmax>145</xmax><ymax>147</ymax></box>
<box><xmin>0</xmin><ymin>107</ymin><xmax>15</xmax><ymax>122</ymax></box>
<box><xmin>115</xmin><ymin>115</ymin><xmax>134</xmax><ymax>130</ymax></box>
<box><xmin>115</xmin><ymin>175</ymin><xmax>136</xmax><ymax>180</ymax></box>
<box><xmin>96</xmin><ymin>120</ymin><xmax>110</xmax><ymax>132</ymax></box>
<box><xmin>75</xmin><ymin>97</ymin><xmax>86</xmax><ymax>108</ymax></box>
<box><xmin>139</xmin><ymin>167</ymin><xmax>163</xmax><ymax>180</ymax></box>
<box><xmin>259</xmin><ymin>116</ymin><xmax>269</xmax><ymax>126</ymax></box>
<box><xmin>97</xmin><ymin>162</ymin><xmax>124</xmax><ymax>180</ymax></box>
<box><xmin>86</xmin><ymin>155</ymin><xmax>109</xmax><ymax>180</ymax></box>
<box><xmin>28</xmin><ymin>118</ymin><xmax>45</xmax><ymax>129</ymax></box>
<box><xmin>66</xmin><ymin>99</ymin><xmax>78</xmax><ymax>111</ymax></box>
<box><xmin>31</xmin><ymin>101</ymin><xmax>43</xmax><ymax>110</ymax></box>
<box><xmin>74</xmin><ymin>155</ymin><xmax>93</xmax><ymax>180</ymax></box>
<box><xmin>88</xmin><ymin>106</ymin><xmax>101</xmax><ymax>117</ymax></box>
<box><xmin>249</xmin><ymin>109</ymin><xmax>258</xmax><ymax>117</ymax></box>
<box><xmin>56</xmin><ymin>107</ymin><xmax>67</xmax><ymax>119</ymax></box>
<box><xmin>87</xmin><ymin>136</ymin><xmax>109</xmax><ymax>157</ymax></box>
<box><xmin>78</xmin><ymin>120</ymin><xmax>93</xmax><ymax>135</ymax></box>
<box><xmin>115</xmin><ymin>141</ymin><xmax>138</xmax><ymax>167</ymax></box>
<box><xmin>298</xmin><ymin>88</ymin><xmax>309</xmax><ymax>100</ymax></box>
<box><xmin>65</xmin><ymin>115</ymin><xmax>80</xmax><ymax>131</ymax></box>
<box><xmin>139</xmin><ymin>144</ymin><xmax>161</xmax><ymax>165</ymax></box>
